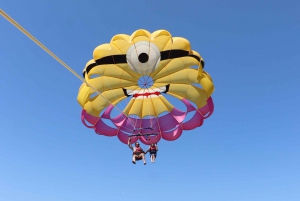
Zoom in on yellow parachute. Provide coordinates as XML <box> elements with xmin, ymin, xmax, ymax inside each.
<box><xmin>78</xmin><ymin>29</ymin><xmax>214</xmax><ymax>145</ymax></box>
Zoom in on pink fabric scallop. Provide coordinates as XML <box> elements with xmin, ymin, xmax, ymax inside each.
<box><xmin>161</xmin><ymin>126</ymin><xmax>183</xmax><ymax>141</ymax></box>
<box><xmin>81</xmin><ymin>110</ymin><xmax>99</xmax><ymax>128</ymax></box>
<box><xmin>182</xmin><ymin>111</ymin><xmax>204</xmax><ymax>130</ymax></box>
<box><xmin>117</xmin><ymin>130</ymin><xmax>138</xmax><ymax>144</ymax></box>
<box><xmin>81</xmin><ymin>97</ymin><xmax>214</xmax><ymax>145</ymax></box>
<box><xmin>94</xmin><ymin>119</ymin><xmax>117</xmax><ymax>136</ymax></box>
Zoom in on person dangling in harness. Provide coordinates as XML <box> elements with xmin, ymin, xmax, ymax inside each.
<box><xmin>146</xmin><ymin>143</ymin><xmax>158</xmax><ymax>163</ymax></box>
<box><xmin>128</xmin><ymin>138</ymin><xmax>146</xmax><ymax>165</ymax></box>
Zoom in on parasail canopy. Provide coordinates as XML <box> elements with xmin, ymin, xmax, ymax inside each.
<box><xmin>78</xmin><ymin>29</ymin><xmax>215</xmax><ymax>145</ymax></box>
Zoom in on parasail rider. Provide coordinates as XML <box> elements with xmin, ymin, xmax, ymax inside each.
<box><xmin>145</xmin><ymin>143</ymin><xmax>158</xmax><ymax>163</ymax></box>
<box><xmin>128</xmin><ymin>138</ymin><xmax>146</xmax><ymax>165</ymax></box>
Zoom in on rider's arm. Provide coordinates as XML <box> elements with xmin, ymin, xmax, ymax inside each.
<box><xmin>128</xmin><ymin>138</ymin><xmax>133</xmax><ymax>151</ymax></box>
<box><xmin>156</xmin><ymin>144</ymin><xmax>158</xmax><ymax>151</ymax></box>
<box><xmin>145</xmin><ymin>147</ymin><xmax>150</xmax><ymax>154</ymax></box>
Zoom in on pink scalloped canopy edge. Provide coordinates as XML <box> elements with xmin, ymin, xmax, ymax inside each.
<box><xmin>81</xmin><ymin>97</ymin><xmax>214</xmax><ymax>145</ymax></box>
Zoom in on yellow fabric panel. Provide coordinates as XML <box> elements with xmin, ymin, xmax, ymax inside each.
<box><xmin>87</xmin><ymin>63</ymin><xmax>140</xmax><ymax>81</ymax></box>
<box><xmin>84</xmin><ymin>89</ymin><xmax>126</xmax><ymax>116</ymax></box>
<box><xmin>181</xmin><ymin>55</ymin><xmax>200</xmax><ymax>67</ymax></box>
<box><xmin>191</xmin><ymin>50</ymin><xmax>203</xmax><ymax>65</ymax></box>
<box><xmin>151</xmin><ymin>98</ymin><xmax>169</xmax><ymax>117</ymax></box>
<box><xmin>83</xmin><ymin>101</ymin><xmax>101</xmax><ymax>117</ymax></box>
<box><xmin>118</xmin><ymin>44</ymin><xmax>133</xmax><ymax>54</ymax></box>
<box><xmin>154</xmin><ymin>69</ymin><xmax>198</xmax><ymax>84</ymax></box>
<box><xmin>152</xmin><ymin>56</ymin><xmax>199</xmax><ymax>79</ymax></box>
<box><xmin>130</xmin><ymin>29</ymin><xmax>151</xmax><ymax>42</ymax></box>
<box><xmin>131</xmin><ymin>36</ymin><xmax>151</xmax><ymax>43</ymax></box>
<box><xmin>95</xmin><ymin>89</ymin><xmax>125</xmax><ymax>104</ymax></box>
<box><xmin>170</xmin><ymin>37</ymin><xmax>191</xmax><ymax>51</ymax></box>
<box><xmin>113</xmin><ymin>64</ymin><xmax>140</xmax><ymax>79</ymax></box>
<box><xmin>149</xmin><ymin>60</ymin><xmax>171</xmax><ymax>77</ymax></box>
<box><xmin>153</xmin><ymin>57</ymin><xmax>198</xmax><ymax>80</ymax></box>
<box><xmin>142</xmin><ymin>98</ymin><xmax>156</xmax><ymax>117</ymax></box>
<box><xmin>166</xmin><ymin>92</ymin><xmax>184</xmax><ymax>100</ymax></box>
<box><xmin>87</xmin><ymin>64</ymin><xmax>138</xmax><ymax>81</ymax></box>
<box><xmin>151</xmin><ymin>30</ymin><xmax>171</xmax><ymax>41</ymax></box>
<box><xmin>152</xmin><ymin>83</ymin><xmax>170</xmax><ymax>88</ymax></box>
<box><xmin>78</xmin><ymin>29</ymin><xmax>215</xmax><ymax>119</ymax></box>
<box><xmin>142</xmin><ymin>96</ymin><xmax>175</xmax><ymax>118</ymax></box>
<box><xmin>77</xmin><ymin>83</ymin><xmax>92</xmax><ymax>107</ymax></box>
<box><xmin>123</xmin><ymin>96</ymin><xmax>174</xmax><ymax>118</ymax></box>
<box><xmin>152</xmin><ymin>40</ymin><xmax>171</xmax><ymax>52</ymax></box>
<box><xmin>110</xmin><ymin>34</ymin><xmax>132</xmax><ymax>54</ymax></box>
<box><xmin>161</xmin><ymin>41</ymin><xmax>175</xmax><ymax>51</ymax></box>
<box><xmin>151</xmin><ymin>59</ymin><xmax>184</xmax><ymax>79</ymax></box>
<box><xmin>151</xmin><ymin>30</ymin><xmax>172</xmax><ymax>51</ymax></box>
<box><xmin>153</xmin><ymin>96</ymin><xmax>174</xmax><ymax>115</ymax></box>
<box><xmin>191</xmin><ymin>50</ymin><xmax>201</xmax><ymax>58</ymax></box>
<box><xmin>123</xmin><ymin>85</ymin><xmax>142</xmax><ymax>91</ymax></box>
<box><xmin>87</xmin><ymin>76</ymin><xmax>136</xmax><ymax>92</ymax></box>
<box><xmin>127</xmin><ymin>99</ymin><xmax>143</xmax><ymax>117</ymax></box>
<box><xmin>197</xmin><ymin>70</ymin><xmax>214</xmax><ymax>97</ymax></box>
<box><xmin>168</xmin><ymin>84</ymin><xmax>208</xmax><ymax>108</ymax></box>
<box><xmin>83</xmin><ymin>59</ymin><xmax>95</xmax><ymax>74</ymax></box>
<box><xmin>93</xmin><ymin>43</ymin><xmax>121</xmax><ymax>60</ymax></box>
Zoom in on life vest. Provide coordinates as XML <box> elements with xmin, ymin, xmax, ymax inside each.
<box><xmin>149</xmin><ymin>145</ymin><xmax>157</xmax><ymax>154</ymax></box>
<box><xmin>134</xmin><ymin>146</ymin><xmax>143</xmax><ymax>154</ymax></box>
<box><xmin>150</xmin><ymin>146</ymin><xmax>156</xmax><ymax>151</ymax></box>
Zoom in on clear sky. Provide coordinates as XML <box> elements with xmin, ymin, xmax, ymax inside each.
<box><xmin>0</xmin><ymin>0</ymin><xmax>299</xmax><ymax>200</ymax></box>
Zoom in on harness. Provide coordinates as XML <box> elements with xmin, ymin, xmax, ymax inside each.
<box><xmin>133</xmin><ymin>146</ymin><xmax>143</xmax><ymax>155</ymax></box>
<box><xmin>149</xmin><ymin>145</ymin><xmax>157</xmax><ymax>154</ymax></box>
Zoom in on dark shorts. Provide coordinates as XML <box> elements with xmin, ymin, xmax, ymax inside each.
<box><xmin>149</xmin><ymin>151</ymin><xmax>157</xmax><ymax>157</ymax></box>
<box><xmin>133</xmin><ymin>152</ymin><xmax>143</xmax><ymax>160</ymax></box>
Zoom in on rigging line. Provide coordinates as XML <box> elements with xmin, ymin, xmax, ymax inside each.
<box><xmin>127</xmin><ymin>78</ymin><xmax>155</xmax><ymax>129</ymax></box>
<box><xmin>148</xmin><ymin>91</ymin><xmax>162</xmax><ymax>137</ymax></box>
<box><xmin>149</xmin><ymin>84</ymin><xmax>172</xmax><ymax>128</ymax></box>
<box><xmin>127</xmin><ymin>86</ymin><xmax>152</xmax><ymax>131</ymax></box>
<box><xmin>116</xmin><ymin>75</ymin><xmax>135</xmax><ymax>130</ymax></box>
<box><xmin>141</xmin><ymin>82</ymin><xmax>157</xmax><ymax>129</ymax></box>
<box><xmin>109</xmin><ymin>58</ymin><xmax>147</xmax><ymax>130</ymax></box>
<box><xmin>140</xmin><ymin>44</ymin><xmax>152</xmax><ymax>126</ymax></box>
<box><xmin>149</xmin><ymin>91</ymin><xmax>156</xmax><ymax>128</ymax></box>
<box><xmin>146</xmin><ymin>86</ymin><xmax>159</xmax><ymax>127</ymax></box>
<box><xmin>137</xmin><ymin>41</ymin><xmax>159</xmax><ymax>129</ymax></box>
<box><xmin>134</xmin><ymin>88</ymin><xmax>151</xmax><ymax>130</ymax></box>
<box><xmin>126</xmin><ymin>40</ymin><xmax>159</xmax><ymax>130</ymax></box>
<box><xmin>127</xmin><ymin>89</ymin><xmax>141</xmax><ymax>130</ymax></box>
<box><xmin>127</xmin><ymin>40</ymin><xmax>163</xmax><ymax>129</ymax></box>
<box><xmin>102</xmin><ymin>73</ymin><xmax>136</xmax><ymax>129</ymax></box>
<box><xmin>0</xmin><ymin>9</ymin><xmax>135</xmax><ymax>123</ymax></box>
<box><xmin>118</xmin><ymin>124</ymin><xmax>137</xmax><ymax>133</ymax></box>
<box><xmin>141</xmin><ymin>85</ymin><xmax>156</xmax><ymax>128</ymax></box>
<box><xmin>116</xmin><ymin>45</ymin><xmax>141</xmax><ymax>128</ymax></box>
<box><xmin>147</xmin><ymin>86</ymin><xmax>181</xmax><ymax>128</ymax></box>
<box><xmin>145</xmin><ymin>88</ymin><xmax>154</xmax><ymax>128</ymax></box>
<box><xmin>136</xmin><ymin>86</ymin><xmax>146</xmax><ymax>131</ymax></box>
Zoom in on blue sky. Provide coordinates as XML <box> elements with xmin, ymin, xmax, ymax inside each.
<box><xmin>0</xmin><ymin>0</ymin><xmax>299</xmax><ymax>200</ymax></box>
